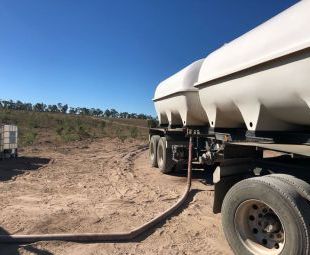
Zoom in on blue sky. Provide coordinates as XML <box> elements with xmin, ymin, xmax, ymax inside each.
<box><xmin>0</xmin><ymin>0</ymin><xmax>298</xmax><ymax>116</ymax></box>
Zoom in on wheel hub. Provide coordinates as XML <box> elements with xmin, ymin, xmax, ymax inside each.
<box><xmin>262</xmin><ymin>214</ymin><xmax>281</xmax><ymax>233</ymax></box>
<box><xmin>234</xmin><ymin>199</ymin><xmax>285</xmax><ymax>254</ymax></box>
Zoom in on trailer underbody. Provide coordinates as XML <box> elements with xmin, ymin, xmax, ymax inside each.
<box><xmin>149</xmin><ymin>127</ymin><xmax>310</xmax><ymax>254</ymax></box>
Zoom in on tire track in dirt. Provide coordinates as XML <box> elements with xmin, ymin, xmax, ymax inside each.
<box><xmin>0</xmin><ymin>138</ymin><xmax>232</xmax><ymax>255</ymax></box>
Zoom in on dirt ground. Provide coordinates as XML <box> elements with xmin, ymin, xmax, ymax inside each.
<box><xmin>0</xmin><ymin>138</ymin><xmax>233</xmax><ymax>255</ymax></box>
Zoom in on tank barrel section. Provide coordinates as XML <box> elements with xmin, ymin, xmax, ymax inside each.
<box><xmin>154</xmin><ymin>0</ymin><xmax>310</xmax><ymax>132</ymax></box>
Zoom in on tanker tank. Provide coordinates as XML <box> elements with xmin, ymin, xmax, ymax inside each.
<box><xmin>154</xmin><ymin>0</ymin><xmax>310</xmax><ymax>132</ymax></box>
<box><xmin>153</xmin><ymin>59</ymin><xmax>208</xmax><ymax>127</ymax></box>
<box><xmin>195</xmin><ymin>0</ymin><xmax>310</xmax><ymax>131</ymax></box>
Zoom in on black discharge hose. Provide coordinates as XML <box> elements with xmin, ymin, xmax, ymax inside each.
<box><xmin>0</xmin><ymin>136</ymin><xmax>193</xmax><ymax>243</ymax></box>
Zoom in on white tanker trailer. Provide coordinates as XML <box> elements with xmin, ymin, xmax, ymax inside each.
<box><xmin>150</xmin><ymin>1</ymin><xmax>310</xmax><ymax>254</ymax></box>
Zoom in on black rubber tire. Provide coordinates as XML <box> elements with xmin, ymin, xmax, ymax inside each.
<box><xmin>149</xmin><ymin>135</ymin><xmax>160</xmax><ymax>167</ymax></box>
<box><xmin>267</xmin><ymin>174</ymin><xmax>310</xmax><ymax>202</ymax></box>
<box><xmin>221</xmin><ymin>176</ymin><xmax>310</xmax><ymax>255</ymax></box>
<box><xmin>157</xmin><ymin>137</ymin><xmax>175</xmax><ymax>174</ymax></box>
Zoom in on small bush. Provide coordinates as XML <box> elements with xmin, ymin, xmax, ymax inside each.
<box><xmin>100</xmin><ymin>121</ymin><xmax>106</xmax><ymax>129</ymax></box>
<box><xmin>119</xmin><ymin>135</ymin><xmax>127</xmax><ymax>143</ymax></box>
<box><xmin>77</xmin><ymin>125</ymin><xmax>90</xmax><ymax>139</ymax></box>
<box><xmin>147</xmin><ymin>119</ymin><xmax>158</xmax><ymax>128</ymax></box>
<box><xmin>130</xmin><ymin>127</ymin><xmax>138</xmax><ymax>138</ymax></box>
<box><xmin>61</xmin><ymin>133</ymin><xmax>80</xmax><ymax>142</ymax></box>
<box><xmin>0</xmin><ymin>110</ymin><xmax>10</xmax><ymax>124</ymax></box>
<box><xmin>27</xmin><ymin>115</ymin><xmax>40</xmax><ymax>128</ymax></box>
<box><xmin>55</xmin><ymin>117</ymin><xmax>91</xmax><ymax>142</ymax></box>
<box><xmin>23</xmin><ymin>131</ymin><xmax>37</xmax><ymax>145</ymax></box>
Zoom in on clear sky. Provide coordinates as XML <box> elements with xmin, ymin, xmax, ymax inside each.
<box><xmin>0</xmin><ymin>0</ymin><xmax>298</xmax><ymax>116</ymax></box>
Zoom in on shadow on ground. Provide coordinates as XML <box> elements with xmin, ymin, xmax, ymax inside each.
<box><xmin>0</xmin><ymin>157</ymin><xmax>50</xmax><ymax>182</ymax></box>
<box><xmin>169</xmin><ymin>165</ymin><xmax>215</xmax><ymax>186</ymax></box>
<box><xmin>0</xmin><ymin>228</ymin><xmax>54</xmax><ymax>255</ymax></box>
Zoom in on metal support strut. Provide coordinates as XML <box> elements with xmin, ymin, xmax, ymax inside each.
<box><xmin>0</xmin><ymin>136</ymin><xmax>193</xmax><ymax>243</ymax></box>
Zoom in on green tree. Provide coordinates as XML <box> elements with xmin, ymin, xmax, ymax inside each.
<box><xmin>33</xmin><ymin>103</ymin><xmax>46</xmax><ymax>112</ymax></box>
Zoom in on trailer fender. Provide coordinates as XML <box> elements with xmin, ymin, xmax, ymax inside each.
<box><xmin>212</xmin><ymin>159</ymin><xmax>253</xmax><ymax>213</ymax></box>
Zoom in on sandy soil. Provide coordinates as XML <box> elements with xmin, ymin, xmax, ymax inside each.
<box><xmin>0</xmin><ymin>138</ymin><xmax>232</xmax><ymax>255</ymax></box>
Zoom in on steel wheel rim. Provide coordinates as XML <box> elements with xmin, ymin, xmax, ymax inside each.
<box><xmin>234</xmin><ymin>199</ymin><xmax>285</xmax><ymax>255</ymax></box>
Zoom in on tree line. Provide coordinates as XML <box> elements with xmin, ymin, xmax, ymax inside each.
<box><xmin>0</xmin><ymin>99</ymin><xmax>156</xmax><ymax>120</ymax></box>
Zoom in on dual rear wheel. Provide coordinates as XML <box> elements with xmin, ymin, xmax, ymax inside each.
<box><xmin>222</xmin><ymin>174</ymin><xmax>310</xmax><ymax>255</ymax></box>
<box><xmin>149</xmin><ymin>135</ymin><xmax>174</xmax><ymax>173</ymax></box>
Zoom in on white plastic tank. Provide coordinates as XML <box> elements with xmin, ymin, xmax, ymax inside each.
<box><xmin>153</xmin><ymin>59</ymin><xmax>208</xmax><ymax>126</ymax></box>
<box><xmin>195</xmin><ymin>0</ymin><xmax>310</xmax><ymax>131</ymax></box>
<box><xmin>0</xmin><ymin>125</ymin><xmax>18</xmax><ymax>152</ymax></box>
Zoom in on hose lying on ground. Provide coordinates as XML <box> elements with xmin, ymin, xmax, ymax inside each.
<box><xmin>0</xmin><ymin>136</ymin><xmax>193</xmax><ymax>243</ymax></box>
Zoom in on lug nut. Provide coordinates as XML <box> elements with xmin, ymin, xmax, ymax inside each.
<box><xmin>252</xmin><ymin>204</ymin><xmax>258</xmax><ymax>210</ymax></box>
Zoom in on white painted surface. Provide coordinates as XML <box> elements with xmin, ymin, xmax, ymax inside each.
<box><xmin>154</xmin><ymin>59</ymin><xmax>207</xmax><ymax>126</ymax></box>
<box><xmin>0</xmin><ymin>125</ymin><xmax>18</xmax><ymax>151</ymax></box>
<box><xmin>196</xmin><ymin>0</ymin><xmax>310</xmax><ymax>85</ymax></box>
<box><xmin>198</xmin><ymin>51</ymin><xmax>310</xmax><ymax>130</ymax></box>
<box><xmin>154</xmin><ymin>59</ymin><xmax>204</xmax><ymax>101</ymax></box>
<box><xmin>154</xmin><ymin>92</ymin><xmax>208</xmax><ymax>126</ymax></box>
<box><xmin>195</xmin><ymin>0</ymin><xmax>310</xmax><ymax>131</ymax></box>
<box><xmin>154</xmin><ymin>1</ymin><xmax>310</xmax><ymax>131</ymax></box>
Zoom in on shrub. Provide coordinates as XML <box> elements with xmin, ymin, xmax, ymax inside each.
<box><xmin>23</xmin><ymin>130</ymin><xmax>37</xmax><ymax>145</ymax></box>
<box><xmin>130</xmin><ymin>127</ymin><xmax>138</xmax><ymax>138</ymax></box>
<box><xmin>147</xmin><ymin>119</ymin><xmax>158</xmax><ymax>128</ymax></box>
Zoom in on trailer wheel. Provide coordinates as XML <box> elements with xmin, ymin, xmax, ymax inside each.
<box><xmin>149</xmin><ymin>135</ymin><xmax>160</xmax><ymax>167</ymax></box>
<box><xmin>157</xmin><ymin>137</ymin><xmax>174</xmax><ymax>174</ymax></box>
<box><xmin>267</xmin><ymin>174</ymin><xmax>310</xmax><ymax>202</ymax></box>
<box><xmin>222</xmin><ymin>176</ymin><xmax>310</xmax><ymax>255</ymax></box>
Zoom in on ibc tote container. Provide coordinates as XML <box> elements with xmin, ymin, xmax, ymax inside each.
<box><xmin>0</xmin><ymin>125</ymin><xmax>18</xmax><ymax>158</ymax></box>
